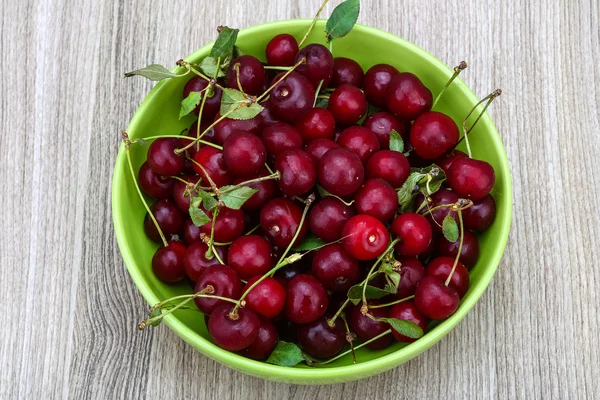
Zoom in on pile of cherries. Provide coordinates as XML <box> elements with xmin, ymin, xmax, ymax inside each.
<box><xmin>135</xmin><ymin>32</ymin><xmax>497</xmax><ymax>362</ymax></box>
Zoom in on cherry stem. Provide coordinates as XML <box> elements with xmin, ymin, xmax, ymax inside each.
<box><xmin>307</xmin><ymin>329</ymin><xmax>393</xmax><ymax>366</ymax></box>
<box><xmin>340</xmin><ymin>315</ymin><xmax>357</xmax><ymax>364</ymax></box>
<box><xmin>298</xmin><ymin>0</ymin><xmax>330</xmax><ymax>47</ymax></box>
<box><xmin>264</xmin><ymin>163</ymin><xmax>275</xmax><ymax>175</ymax></box>
<box><xmin>256</xmin><ymin>57</ymin><xmax>306</xmax><ymax>103</ymax></box>
<box><xmin>137</xmin><ymin>134</ymin><xmax>222</xmax><ymax>151</ymax></box>
<box><xmin>445</xmin><ymin>210</ymin><xmax>464</xmax><ymax>286</ymax></box>
<box><xmin>456</xmin><ymin>89</ymin><xmax>502</xmax><ymax>156</ymax></box>
<box><xmin>176</xmin><ymin>107</ymin><xmax>237</xmax><ymax>153</ymax></box>
<box><xmin>234</xmin><ymin>63</ymin><xmax>246</xmax><ymax>95</ymax></box>
<box><xmin>276</xmin><ymin>194</ymin><xmax>315</xmax><ymax>266</ymax></box>
<box><xmin>361</xmin><ymin>239</ymin><xmax>400</xmax><ymax>309</ymax></box>
<box><xmin>187</xmin><ymin>156</ymin><xmax>218</xmax><ymax>191</ymax></box>
<box><xmin>369</xmin><ymin>295</ymin><xmax>415</xmax><ymax>309</ymax></box>
<box><xmin>432</xmin><ymin>61</ymin><xmax>467</xmax><ymax>108</ymax></box>
<box><xmin>245</xmin><ymin>224</ymin><xmax>261</xmax><ymax>235</ymax></box>
<box><xmin>205</xmin><ymin>207</ymin><xmax>220</xmax><ymax>259</ymax></box>
<box><xmin>264</xmin><ymin>65</ymin><xmax>293</xmax><ymax>71</ymax></box>
<box><xmin>182</xmin><ymin>62</ymin><xmax>225</xmax><ymax>91</ymax></box>
<box><xmin>313</xmin><ymin>79</ymin><xmax>324</xmax><ymax>107</ymax></box>
<box><xmin>220</xmin><ymin>171</ymin><xmax>280</xmax><ymax>195</ymax></box>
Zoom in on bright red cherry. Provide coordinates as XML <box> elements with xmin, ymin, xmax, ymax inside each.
<box><xmin>147</xmin><ymin>138</ymin><xmax>185</xmax><ymax>176</ymax></box>
<box><xmin>330</xmin><ymin>57</ymin><xmax>364</xmax><ymax>88</ymax></box>
<box><xmin>208</xmin><ymin>303</ymin><xmax>260</xmax><ymax>351</ymax></box>
<box><xmin>243</xmin><ymin>276</ymin><xmax>286</xmax><ymax>319</ymax></box>
<box><xmin>462</xmin><ymin>194</ymin><xmax>496</xmax><ymax>231</ymax></box>
<box><xmin>447</xmin><ymin>158</ymin><xmax>495</xmax><ymax>201</ymax></box>
<box><xmin>152</xmin><ymin>241</ymin><xmax>186</xmax><ymax>283</ymax></box>
<box><xmin>295</xmin><ymin>44</ymin><xmax>334</xmax><ymax>88</ymax></box>
<box><xmin>410</xmin><ymin>112</ymin><xmax>459</xmax><ymax>160</ymax></box>
<box><xmin>308</xmin><ymin>197</ymin><xmax>355</xmax><ymax>242</ymax></box>
<box><xmin>226</xmin><ymin>55</ymin><xmax>266</xmax><ymax>96</ymax></box>
<box><xmin>260</xmin><ymin>198</ymin><xmax>308</xmax><ymax>248</ymax></box>
<box><xmin>391</xmin><ymin>213</ymin><xmax>433</xmax><ymax>256</ymax></box>
<box><xmin>414</xmin><ymin>276</ymin><xmax>460</xmax><ymax>319</ymax></box>
<box><xmin>240</xmin><ymin>318</ymin><xmax>278</xmax><ymax>360</ymax></box>
<box><xmin>192</xmin><ymin>146</ymin><xmax>233</xmax><ymax>188</ymax></box>
<box><xmin>438</xmin><ymin>230</ymin><xmax>480</xmax><ymax>268</ymax></box>
<box><xmin>312</xmin><ymin>243</ymin><xmax>360</xmax><ymax>292</ymax></box>
<box><xmin>138</xmin><ymin>162</ymin><xmax>173</xmax><ymax>198</ymax></box>
<box><xmin>199</xmin><ymin>206</ymin><xmax>245</xmax><ymax>243</ymax></box>
<box><xmin>182</xmin><ymin>76</ymin><xmax>222</xmax><ymax>119</ymax></box>
<box><xmin>266</xmin><ymin>34</ymin><xmax>299</xmax><ymax>66</ymax></box>
<box><xmin>341</xmin><ymin>214</ymin><xmax>390</xmax><ymax>260</ymax></box>
<box><xmin>223</xmin><ymin>131</ymin><xmax>266</xmax><ymax>176</ymax></box>
<box><xmin>194</xmin><ymin>265</ymin><xmax>243</xmax><ymax>314</ymax></box>
<box><xmin>388</xmin><ymin>301</ymin><xmax>428</xmax><ymax>342</ymax></box>
<box><xmin>318</xmin><ymin>148</ymin><xmax>364</xmax><ymax>196</ymax></box>
<box><xmin>183</xmin><ymin>241</ymin><xmax>227</xmax><ymax>282</ymax></box>
<box><xmin>285</xmin><ymin>274</ymin><xmax>328</xmax><ymax>324</ymax></box>
<box><xmin>363</xmin><ymin>111</ymin><xmax>406</xmax><ymax>148</ymax></box>
<box><xmin>336</xmin><ymin>126</ymin><xmax>380</xmax><ymax>164</ymax></box>
<box><xmin>295</xmin><ymin>108</ymin><xmax>336</xmax><ymax>141</ymax></box>
<box><xmin>366</xmin><ymin>150</ymin><xmax>410</xmax><ymax>187</ymax></box>
<box><xmin>354</xmin><ymin>178</ymin><xmax>398</xmax><ymax>222</ymax></box>
<box><xmin>304</xmin><ymin>138</ymin><xmax>340</xmax><ymax>166</ymax></box>
<box><xmin>297</xmin><ymin>317</ymin><xmax>346</xmax><ymax>358</ymax></box>
<box><xmin>386</xmin><ymin>72</ymin><xmax>432</xmax><ymax>120</ymax></box>
<box><xmin>270</xmin><ymin>72</ymin><xmax>315</xmax><ymax>122</ymax></box>
<box><xmin>363</xmin><ymin>64</ymin><xmax>399</xmax><ymax>108</ymax></box>
<box><xmin>275</xmin><ymin>149</ymin><xmax>317</xmax><ymax>196</ymax></box>
<box><xmin>228</xmin><ymin>235</ymin><xmax>274</xmax><ymax>280</ymax></box>
<box><xmin>435</xmin><ymin>150</ymin><xmax>468</xmax><ymax>173</ymax></box>
<box><xmin>425</xmin><ymin>257</ymin><xmax>470</xmax><ymax>298</ymax></box>
<box><xmin>328</xmin><ymin>84</ymin><xmax>368</xmax><ymax>125</ymax></box>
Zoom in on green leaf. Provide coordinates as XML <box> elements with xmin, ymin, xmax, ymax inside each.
<box><xmin>413</xmin><ymin>164</ymin><xmax>446</xmax><ymax>196</ymax></box>
<box><xmin>265</xmin><ymin>341</ymin><xmax>305</xmax><ymax>367</ymax></box>
<box><xmin>442</xmin><ymin>213</ymin><xmax>459</xmax><ymax>242</ymax></box>
<box><xmin>379</xmin><ymin>318</ymin><xmax>424</xmax><ymax>339</ymax></box>
<box><xmin>325</xmin><ymin>0</ymin><xmax>360</xmax><ymax>42</ymax></box>
<box><xmin>396</xmin><ymin>164</ymin><xmax>447</xmax><ymax>212</ymax></box>
<box><xmin>198</xmin><ymin>190</ymin><xmax>217</xmax><ymax>211</ymax></box>
<box><xmin>149</xmin><ymin>308</ymin><xmax>163</xmax><ymax>327</ymax></box>
<box><xmin>347</xmin><ymin>284</ymin><xmax>393</xmax><ymax>305</ymax></box>
<box><xmin>179</xmin><ymin>91</ymin><xmax>202</xmax><ymax>119</ymax></box>
<box><xmin>314</xmin><ymin>97</ymin><xmax>329</xmax><ymax>108</ymax></box>
<box><xmin>292</xmin><ymin>234</ymin><xmax>326</xmax><ymax>251</ymax></box>
<box><xmin>397</xmin><ymin>172</ymin><xmax>426</xmax><ymax>211</ymax></box>
<box><xmin>387</xmin><ymin>270</ymin><xmax>401</xmax><ymax>288</ymax></box>
<box><xmin>228</xmin><ymin>103</ymin><xmax>264</xmax><ymax>120</ymax></box>
<box><xmin>210</xmin><ymin>26</ymin><xmax>239</xmax><ymax>59</ymax></box>
<box><xmin>124</xmin><ymin>64</ymin><xmax>179</xmax><ymax>81</ymax></box>
<box><xmin>219</xmin><ymin>186</ymin><xmax>258</xmax><ymax>210</ymax></box>
<box><xmin>198</xmin><ymin>56</ymin><xmax>226</xmax><ymax>78</ymax></box>
<box><xmin>219</xmin><ymin>88</ymin><xmax>264</xmax><ymax>120</ymax></box>
<box><xmin>389</xmin><ymin>129</ymin><xmax>404</xmax><ymax>153</ymax></box>
<box><xmin>233</xmin><ymin>45</ymin><xmax>245</xmax><ymax>58</ymax></box>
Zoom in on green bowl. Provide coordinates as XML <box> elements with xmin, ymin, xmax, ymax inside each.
<box><xmin>112</xmin><ymin>19</ymin><xmax>512</xmax><ymax>384</ymax></box>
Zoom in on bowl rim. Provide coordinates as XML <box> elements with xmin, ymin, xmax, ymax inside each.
<box><xmin>112</xmin><ymin>18</ymin><xmax>512</xmax><ymax>382</ymax></box>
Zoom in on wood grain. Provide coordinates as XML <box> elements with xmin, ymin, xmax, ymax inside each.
<box><xmin>1</xmin><ymin>0</ymin><xmax>598</xmax><ymax>398</ymax></box>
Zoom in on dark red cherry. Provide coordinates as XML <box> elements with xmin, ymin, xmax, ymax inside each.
<box><xmin>138</xmin><ymin>161</ymin><xmax>173</xmax><ymax>199</ymax></box>
<box><xmin>388</xmin><ymin>301</ymin><xmax>428</xmax><ymax>342</ymax></box>
<box><xmin>259</xmin><ymin>100</ymin><xmax>279</xmax><ymax>126</ymax></box>
<box><xmin>260</xmin><ymin>122</ymin><xmax>304</xmax><ymax>158</ymax></box>
<box><xmin>194</xmin><ymin>265</ymin><xmax>243</xmax><ymax>314</ymax></box>
<box><xmin>348</xmin><ymin>302</ymin><xmax>393</xmax><ymax>349</ymax></box>
<box><xmin>240</xmin><ymin>318</ymin><xmax>278</xmax><ymax>360</ymax></box>
<box><xmin>172</xmin><ymin>175</ymin><xmax>200</xmax><ymax>213</ymax></box>
<box><xmin>297</xmin><ymin>317</ymin><xmax>346</xmax><ymax>358</ymax></box>
<box><xmin>318</xmin><ymin>148</ymin><xmax>364</xmax><ymax>196</ymax></box>
<box><xmin>363</xmin><ymin>111</ymin><xmax>406</xmax><ymax>148</ymax></box>
<box><xmin>260</xmin><ymin>198</ymin><xmax>308</xmax><ymax>248</ymax></box>
<box><xmin>213</xmin><ymin>112</ymin><xmax>263</xmax><ymax>145</ymax></box>
<box><xmin>295</xmin><ymin>44</ymin><xmax>334</xmax><ymax>88</ymax></box>
<box><xmin>447</xmin><ymin>158</ymin><xmax>495</xmax><ymax>201</ymax></box>
<box><xmin>366</xmin><ymin>150</ymin><xmax>410</xmax><ymax>188</ymax></box>
<box><xmin>425</xmin><ymin>257</ymin><xmax>470</xmax><ymax>298</ymax></box>
<box><xmin>304</xmin><ymin>138</ymin><xmax>339</xmax><ymax>166</ymax></box>
<box><xmin>275</xmin><ymin>259</ymin><xmax>310</xmax><ymax>281</ymax></box>
<box><xmin>462</xmin><ymin>194</ymin><xmax>496</xmax><ymax>231</ymax></box>
<box><xmin>386</xmin><ymin>73</ymin><xmax>433</xmax><ymax>121</ymax></box>
<box><xmin>226</xmin><ymin>55</ymin><xmax>266</xmax><ymax>96</ymax></box>
<box><xmin>275</xmin><ymin>149</ymin><xmax>316</xmax><ymax>196</ymax></box>
<box><xmin>391</xmin><ymin>213</ymin><xmax>433</xmax><ymax>256</ymax></box>
<box><xmin>188</xmin><ymin>119</ymin><xmax>217</xmax><ymax>149</ymax></box>
<box><xmin>337</xmin><ymin>126</ymin><xmax>380</xmax><ymax>164</ymax></box>
<box><xmin>223</xmin><ymin>131</ymin><xmax>266</xmax><ymax>176</ymax></box>
<box><xmin>419</xmin><ymin>189</ymin><xmax>460</xmax><ymax>233</ymax></box>
<box><xmin>270</xmin><ymin>71</ymin><xmax>315</xmax><ymax>122</ymax></box>
<box><xmin>308</xmin><ymin>197</ymin><xmax>355</xmax><ymax>242</ymax></box>
<box><xmin>363</xmin><ymin>64</ymin><xmax>399</xmax><ymax>108</ymax></box>
<box><xmin>192</xmin><ymin>146</ymin><xmax>233</xmax><ymax>188</ymax></box>
<box><xmin>354</xmin><ymin>178</ymin><xmax>398</xmax><ymax>222</ymax></box>
<box><xmin>295</xmin><ymin>107</ymin><xmax>336</xmax><ymax>141</ymax></box>
<box><xmin>147</xmin><ymin>138</ymin><xmax>185</xmax><ymax>176</ymax></box>
<box><xmin>330</xmin><ymin>57</ymin><xmax>364</xmax><ymax>88</ymax></box>
<box><xmin>233</xmin><ymin>168</ymin><xmax>278</xmax><ymax>211</ymax></box>
<box><xmin>266</xmin><ymin>34</ymin><xmax>299</xmax><ymax>66</ymax></box>
<box><xmin>394</xmin><ymin>258</ymin><xmax>426</xmax><ymax>299</ymax></box>
<box><xmin>243</xmin><ymin>276</ymin><xmax>286</xmax><ymax>319</ymax></box>
<box><xmin>410</xmin><ymin>112</ymin><xmax>459</xmax><ymax>160</ymax></box>
<box><xmin>183</xmin><ymin>241</ymin><xmax>227</xmax><ymax>282</ymax></box>
<box><xmin>341</xmin><ymin>214</ymin><xmax>390</xmax><ymax>260</ymax></box>
<box><xmin>199</xmin><ymin>207</ymin><xmax>245</xmax><ymax>243</ymax></box>
<box><xmin>208</xmin><ymin>303</ymin><xmax>260</xmax><ymax>351</ymax></box>
<box><xmin>182</xmin><ymin>218</ymin><xmax>203</xmax><ymax>245</ymax></box>
<box><xmin>435</xmin><ymin>150</ymin><xmax>468</xmax><ymax>173</ymax></box>
<box><xmin>228</xmin><ymin>235</ymin><xmax>274</xmax><ymax>279</ymax></box>
<box><xmin>285</xmin><ymin>274</ymin><xmax>328</xmax><ymax>324</ymax></box>
<box><xmin>438</xmin><ymin>230</ymin><xmax>480</xmax><ymax>268</ymax></box>
<box><xmin>182</xmin><ymin>76</ymin><xmax>222</xmax><ymax>119</ymax></box>
<box><xmin>418</xmin><ymin>232</ymin><xmax>439</xmax><ymax>262</ymax></box>
<box><xmin>328</xmin><ymin>84</ymin><xmax>368</xmax><ymax>125</ymax></box>
<box><xmin>414</xmin><ymin>276</ymin><xmax>460</xmax><ymax>319</ymax></box>
<box><xmin>152</xmin><ymin>241</ymin><xmax>186</xmax><ymax>283</ymax></box>
<box><xmin>144</xmin><ymin>199</ymin><xmax>185</xmax><ymax>242</ymax></box>
<box><xmin>312</xmin><ymin>243</ymin><xmax>359</xmax><ymax>292</ymax></box>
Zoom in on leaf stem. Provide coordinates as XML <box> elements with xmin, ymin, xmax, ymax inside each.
<box><xmin>308</xmin><ymin>329</ymin><xmax>393</xmax><ymax>366</ymax></box>
<box><xmin>432</xmin><ymin>61</ymin><xmax>467</xmax><ymax>108</ymax></box>
<box><xmin>298</xmin><ymin>0</ymin><xmax>330</xmax><ymax>47</ymax></box>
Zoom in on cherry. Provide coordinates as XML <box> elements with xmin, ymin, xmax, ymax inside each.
<box><xmin>330</xmin><ymin>57</ymin><xmax>364</xmax><ymax>88</ymax></box>
<box><xmin>435</xmin><ymin>149</ymin><xmax>468</xmax><ymax>173</ymax></box>
<box><xmin>192</xmin><ymin>146</ymin><xmax>233</xmax><ymax>188</ymax></box>
<box><xmin>305</xmin><ymin>139</ymin><xmax>340</xmax><ymax>169</ymax></box>
<box><xmin>233</xmin><ymin>168</ymin><xmax>278</xmax><ymax>211</ymax></box>
<box><xmin>388</xmin><ymin>301</ymin><xmax>428</xmax><ymax>343</ymax></box>
<box><xmin>318</xmin><ymin>147</ymin><xmax>364</xmax><ymax>196</ymax></box>
<box><xmin>266</xmin><ymin>34</ymin><xmax>299</xmax><ymax>66</ymax></box>
<box><xmin>285</xmin><ymin>274</ymin><xmax>328</xmax><ymax>324</ymax></box>
<box><xmin>295</xmin><ymin>108</ymin><xmax>336</xmax><ymax>141</ymax></box>
<box><xmin>183</xmin><ymin>241</ymin><xmax>227</xmax><ymax>282</ymax></box>
<box><xmin>213</xmin><ymin>112</ymin><xmax>263</xmax><ymax>145</ymax></box>
<box><xmin>410</xmin><ymin>112</ymin><xmax>459</xmax><ymax>160</ymax></box>
<box><xmin>275</xmin><ymin>260</ymin><xmax>309</xmax><ymax>282</ymax></box>
<box><xmin>199</xmin><ymin>206</ymin><xmax>245</xmax><ymax>243</ymax></box>
<box><xmin>414</xmin><ymin>276</ymin><xmax>460</xmax><ymax>320</ymax></box>
<box><xmin>386</xmin><ymin>72</ymin><xmax>432</xmax><ymax>121</ymax></box>
<box><xmin>391</xmin><ymin>213</ymin><xmax>433</xmax><ymax>256</ymax></box>
<box><xmin>138</xmin><ymin>161</ymin><xmax>173</xmax><ymax>199</ymax></box>
<box><xmin>327</xmin><ymin>294</ymin><xmax>351</xmax><ymax>315</ymax></box>
<box><xmin>328</xmin><ymin>84</ymin><xmax>368</xmax><ymax>125</ymax></box>
<box><xmin>419</xmin><ymin>233</ymin><xmax>439</xmax><ymax>262</ymax></box>
<box><xmin>425</xmin><ymin>257</ymin><xmax>470</xmax><ymax>298</ymax></box>
<box><xmin>147</xmin><ymin>138</ymin><xmax>185</xmax><ymax>176</ymax></box>
<box><xmin>144</xmin><ymin>199</ymin><xmax>184</xmax><ymax>242</ymax></box>
<box><xmin>462</xmin><ymin>194</ymin><xmax>496</xmax><ymax>231</ymax></box>
<box><xmin>312</xmin><ymin>243</ymin><xmax>360</xmax><ymax>292</ymax></box>
<box><xmin>208</xmin><ymin>303</ymin><xmax>260</xmax><ymax>351</ymax></box>
<box><xmin>274</xmin><ymin>149</ymin><xmax>316</xmax><ymax>196</ymax></box>
<box><xmin>194</xmin><ymin>265</ymin><xmax>243</xmax><ymax>314</ymax></box>
<box><xmin>308</xmin><ymin>197</ymin><xmax>355</xmax><ymax>242</ymax></box>
<box><xmin>188</xmin><ymin>119</ymin><xmax>217</xmax><ymax>148</ymax></box>
<box><xmin>341</xmin><ymin>214</ymin><xmax>390</xmax><ymax>260</ymax></box>
<box><xmin>295</xmin><ymin>44</ymin><xmax>334</xmax><ymax>88</ymax></box>
<box><xmin>354</xmin><ymin>178</ymin><xmax>398</xmax><ymax>222</ymax></box>
<box><xmin>297</xmin><ymin>317</ymin><xmax>346</xmax><ymax>358</ymax></box>
<box><xmin>152</xmin><ymin>241</ymin><xmax>186</xmax><ymax>283</ymax></box>
<box><xmin>337</xmin><ymin>127</ymin><xmax>380</xmax><ymax>165</ymax></box>
<box><xmin>243</xmin><ymin>276</ymin><xmax>286</xmax><ymax>319</ymax></box>
<box><xmin>260</xmin><ymin>122</ymin><xmax>304</xmax><ymax>158</ymax></box>
<box><xmin>363</xmin><ymin>64</ymin><xmax>399</xmax><ymax>108</ymax></box>
<box><xmin>259</xmin><ymin>100</ymin><xmax>279</xmax><ymax>126</ymax></box>
<box><xmin>418</xmin><ymin>189</ymin><xmax>460</xmax><ymax>233</ymax></box>
<box><xmin>366</xmin><ymin>150</ymin><xmax>410</xmax><ymax>188</ymax></box>
<box><xmin>363</xmin><ymin>111</ymin><xmax>406</xmax><ymax>148</ymax></box>
<box><xmin>182</xmin><ymin>76</ymin><xmax>222</xmax><ymax>119</ymax></box>
<box><xmin>438</xmin><ymin>230</ymin><xmax>479</xmax><ymax>268</ymax></box>
<box><xmin>240</xmin><ymin>318</ymin><xmax>278</xmax><ymax>360</ymax></box>
<box><xmin>226</xmin><ymin>55</ymin><xmax>266</xmax><ymax>96</ymax></box>
<box><xmin>270</xmin><ymin>71</ymin><xmax>315</xmax><ymax>122</ymax></box>
<box><xmin>228</xmin><ymin>235</ymin><xmax>274</xmax><ymax>279</ymax></box>
<box><xmin>172</xmin><ymin>175</ymin><xmax>200</xmax><ymax>213</ymax></box>
<box><xmin>223</xmin><ymin>131</ymin><xmax>266</xmax><ymax>176</ymax></box>
<box><xmin>260</xmin><ymin>198</ymin><xmax>308</xmax><ymax>248</ymax></box>
<box><xmin>394</xmin><ymin>258</ymin><xmax>426</xmax><ymax>299</ymax></box>
<box><xmin>182</xmin><ymin>218</ymin><xmax>203</xmax><ymax>244</ymax></box>
<box><xmin>447</xmin><ymin>158</ymin><xmax>495</xmax><ymax>201</ymax></box>
<box><xmin>348</xmin><ymin>302</ymin><xmax>393</xmax><ymax>349</ymax></box>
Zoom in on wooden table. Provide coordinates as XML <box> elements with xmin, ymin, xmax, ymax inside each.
<box><xmin>1</xmin><ymin>0</ymin><xmax>598</xmax><ymax>398</ymax></box>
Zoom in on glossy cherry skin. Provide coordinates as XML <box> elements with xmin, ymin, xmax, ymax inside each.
<box><xmin>297</xmin><ymin>317</ymin><xmax>346</xmax><ymax>358</ymax></box>
<box><xmin>233</xmin><ymin>168</ymin><xmax>278</xmax><ymax>211</ymax></box>
<box><xmin>366</xmin><ymin>150</ymin><xmax>410</xmax><ymax>188</ymax></box>
<box><xmin>414</xmin><ymin>276</ymin><xmax>460</xmax><ymax>319</ymax></box>
<box><xmin>354</xmin><ymin>178</ymin><xmax>398</xmax><ymax>222</ymax></box>
<box><xmin>208</xmin><ymin>303</ymin><xmax>260</xmax><ymax>351</ymax></box>
<box><xmin>222</xmin><ymin>131</ymin><xmax>266</xmax><ymax>176</ymax></box>
<box><xmin>462</xmin><ymin>194</ymin><xmax>496</xmax><ymax>231</ymax></box>
<box><xmin>391</xmin><ymin>213</ymin><xmax>433</xmax><ymax>256</ymax></box>
<box><xmin>183</xmin><ymin>241</ymin><xmax>227</xmax><ymax>282</ymax></box>
<box><xmin>260</xmin><ymin>122</ymin><xmax>304</xmax><ymax>158</ymax></box>
<box><xmin>308</xmin><ymin>197</ymin><xmax>355</xmax><ymax>242</ymax></box>
<box><xmin>259</xmin><ymin>100</ymin><xmax>279</xmax><ymax>126</ymax></box>
<box><xmin>330</xmin><ymin>57</ymin><xmax>364</xmax><ymax>88</ymax></box>
<box><xmin>240</xmin><ymin>318</ymin><xmax>278</xmax><ymax>360</ymax></box>
<box><xmin>260</xmin><ymin>198</ymin><xmax>308</xmax><ymax>248</ymax></box>
<box><xmin>295</xmin><ymin>108</ymin><xmax>336</xmax><ymax>141</ymax></box>
<box><xmin>295</xmin><ymin>44</ymin><xmax>334</xmax><ymax>87</ymax></box>
<box><xmin>182</xmin><ymin>76</ymin><xmax>222</xmax><ymax>119</ymax></box>
<box><xmin>386</xmin><ymin>72</ymin><xmax>433</xmax><ymax>120</ymax></box>
<box><xmin>418</xmin><ymin>189</ymin><xmax>460</xmax><ymax>233</ymax></box>
<box><xmin>226</xmin><ymin>55</ymin><xmax>266</xmax><ymax>96</ymax></box>
<box><xmin>172</xmin><ymin>175</ymin><xmax>200</xmax><ymax>213</ymax></box>
<box><xmin>394</xmin><ymin>258</ymin><xmax>426</xmax><ymax>299</ymax></box>
<box><xmin>312</xmin><ymin>243</ymin><xmax>360</xmax><ymax>293</ymax></box>
<box><xmin>199</xmin><ymin>207</ymin><xmax>245</xmax><ymax>243</ymax></box>
<box><xmin>363</xmin><ymin>64</ymin><xmax>399</xmax><ymax>108</ymax></box>
<box><xmin>318</xmin><ymin>148</ymin><xmax>365</xmax><ymax>196</ymax></box>
<box><xmin>285</xmin><ymin>274</ymin><xmax>328</xmax><ymax>324</ymax></box>
<box><xmin>328</xmin><ymin>84</ymin><xmax>368</xmax><ymax>125</ymax></box>
<box><xmin>266</xmin><ymin>34</ymin><xmax>299</xmax><ymax>66</ymax></box>
<box><xmin>152</xmin><ymin>241</ymin><xmax>186</xmax><ymax>283</ymax></box>
<box><xmin>438</xmin><ymin>230</ymin><xmax>480</xmax><ymax>269</ymax></box>
<box><xmin>270</xmin><ymin>71</ymin><xmax>315</xmax><ymax>122</ymax></box>
<box><xmin>243</xmin><ymin>276</ymin><xmax>286</xmax><ymax>319</ymax></box>
<box><xmin>425</xmin><ymin>257</ymin><xmax>470</xmax><ymax>298</ymax></box>
<box><xmin>363</xmin><ymin>111</ymin><xmax>406</xmax><ymax>148</ymax></box>
<box><xmin>337</xmin><ymin>126</ymin><xmax>380</xmax><ymax>164</ymax></box>
<box><xmin>342</xmin><ymin>214</ymin><xmax>390</xmax><ymax>260</ymax></box>
<box><xmin>138</xmin><ymin>162</ymin><xmax>173</xmax><ymax>199</ymax></box>
<box><xmin>182</xmin><ymin>218</ymin><xmax>203</xmax><ymax>244</ymax></box>
<box><xmin>144</xmin><ymin>199</ymin><xmax>185</xmax><ymax>242</ymax></box>
<box><xmin>388</xmin><ymin>301</ymin><xmax>428</xmax><ymax>342</ymax></box>
<box><xmin>228</xmin><ymin>235</ymin><xmax>274</xmax><ymax>279</ymax></box>
<box><xmin>435</xmin><ymin>150</ymin><xmax>468</xmax><ymax>173</ymax></box>
<box><xmin>213</xmin><ymin>113</ymin><xmax>263</xmax><ymax>145</ymax></box>
<box><xmin>348</xmin><ymin>302</ymin><xmax>393</xmax><ymax>349</ymax></box>
<box><xmin>147</xmin><ymin>138</ymin><xmax>185</xmax><ymax>176</ymax></box>
<box><xmin>194</xmin><ymin>265</ymin><xmax>243</xmax><ymax>314</ymax></box>
<box><xmin>275</xmin><ymin>149</ymin><xmax>317</xmax><ymax>196</ymax></box>
<box><xmin>192</xmin><ymin>146</ymin><xmax>233</xmax><ymax>188</ymax></box>
<box><xmin>304</xmin><ymin>138</ymin><xmax>340</xmax><ymax>166</ymax></box>
<box><xmin>447</xmin><ymin>158</ymin><xmax>495</xmax><ymax>201</ymax></box>
<box><xmin>410</xmin><ymin>111</ymin><xmax>459</xmax><ymax>160</ymax></box>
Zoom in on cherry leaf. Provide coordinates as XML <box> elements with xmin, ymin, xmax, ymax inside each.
<box><xmin>379</xmin><ymin>318</ymin><xmax>424</xmax><ymax>339</ymax></box>
<box><xmin>189</xmin><ymin>196</ymin><xmax>211</xmax><ymax>227</ymax></box>
<box><xmin>179</xmin><ymin>91</ymin><xmax>202</xmax><ymax>119</ymax></box>
<box><xmin>347</xmin><ymin>284</ymin><xmax>393</xmax><ymax>305</ymax></box>
<box><xmin>265</xmin><ymin>341</ymin><xmax>305</xmax><ymax>367</ymax></box>
<box><xmin>220</xmin><ymin>88</ymin><xmax>264</xmax><ymax>120</ymax></box>
<box><xmin>210</xmin><ymin>27</ymin><xmax>239</xmax><ymax>59</ymax></box>
<box><xmin>198</xmin><ymin>190</ymin><xmax>217</xmax><ymax>211</ymax></box>
<box><xmin>292</xmin><ymin>234</ymin><xmax>326</xmax><ymax>251</ymax></box>
<box><xmin>149</xmin><ymin>308</ymin><xmax>163</xmax><ymax>327</ymax></box>
<box><xmin>198</xmin><ymin>56</ymin><xmax>226</xmax><ymax>78</ymax></box>
<box><xmin>325</xmin><ymin>0</ymin><xmax>360</xmax><ymax>43</ymax></box>
<box><xmin>389</xmin><ymin>129</ymin><xmax>404</xmax><ymax>153</ymax></box>
<box><xmin>124</xmin><ymin>64</ymin><xmax>179</xmax><ymax>81</ymax></box>
<box><xmin>397</xmin><ymin>172</ymin><xmax>426</xmax><ymax>211</ymax></box>
<box><xmin>442</xmin><ymin>213</ymin><xmax>459</xmax><ymax>242</ymax></box>
<box><xmin>219</xmin><ymin>186</ymin><xmax>258</xmax><ymax>210</ymax></box>
<box><xmin>397</xmin><ymin>164</ymin><xmax>446</xmax><ymax>211</ymax></box>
